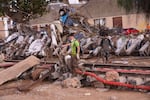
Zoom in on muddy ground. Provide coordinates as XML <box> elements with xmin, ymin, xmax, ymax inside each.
<box><xmin>0</xmin><ymin>56</ymin><xmax>150</xmax><ymax>100</ymax></box>
<box><xmin>0</xmin><ymin>80</ymin><xmax>149</xmax><ymax>100</ymax></box>
<box><xmin>0</xmin><ymin>83</ymin><xmax>150</xmax><ymax>100</ymax></box>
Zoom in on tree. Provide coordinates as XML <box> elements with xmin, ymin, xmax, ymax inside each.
<box><xmin>117</xmin><ymin>0</ymin><xmax>150</xmax><ymax>17</ymax></box>
<box><xmin>0</xmin><ymin>0</ymin><xmax>49</xmax><ymax>22</ymax></box>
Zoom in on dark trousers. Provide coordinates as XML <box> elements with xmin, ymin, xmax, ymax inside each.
<box><xmin>101</xmin><ymin>49</ymin><xmax>110</xmax><ymax>63</ymax></box>
<box><xmin>70</xmin><ymin>55</ymin><xmax>78</xmax><ymax>76</ymax></box>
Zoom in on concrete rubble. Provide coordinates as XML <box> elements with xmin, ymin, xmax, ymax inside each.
<box><xmin>61</xmin><ymin>77</ymin><xmax>81</xmax><ymax>88</ymax></box>
<box><xmin>105</xmin><ymin>71</ymin><xmax>119</xmax><ymax>81</ymax></box>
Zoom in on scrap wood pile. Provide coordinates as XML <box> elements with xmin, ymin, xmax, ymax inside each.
<box><xmin>0</xmin><ymin>55</ymin><xmax>150</xmax><ymax>92</ymax></box>
<box><xmin>0</xmin><ymin>22</ymin><xmax>150</xmax><ymax>61</ymax></box>
<box><xmin>0</xmin><ymin>9</ymin><xmax>150</xmax><ymax>60</ymax></box>
<box><xmin>0</xmin><ymin>13</ymin><xmax>98</xmax><ymax>60</ymax></box>
<box><xmin>0</xmin><ymin>9</ymin><xmax>150</xmax><ymax>92</ymax></box>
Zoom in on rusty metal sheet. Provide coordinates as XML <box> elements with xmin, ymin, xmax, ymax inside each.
<box><xmin>0</xmin><ymin>56</ymin><xmax>40</xmax><ymax>85</ymax></box>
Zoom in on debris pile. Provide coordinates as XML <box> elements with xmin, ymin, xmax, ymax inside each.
<box><xmin>0</xmin><ymin>6</ymin><xmax>150</xmax><ymax>92</ymax></box>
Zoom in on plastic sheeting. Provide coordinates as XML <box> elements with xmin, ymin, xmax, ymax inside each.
<box><xmin>28</xmin><ymin>39</ymin><xmax>44</xmax><ymax>54</ymax></box>
<box><xmin>68</xmin><ymin>0</ymin><xmax>79</xmax><ymax>4</ymax></box>
<box><xmin>139</xmin><ymin>41</ymin><xmax>150</xmax><ymax>56</ymax></box>
<box><xmin>126</xmin><ymin>39</ymin><xmax>142</xmax><ymax>55</ymax></box>
<box><xmin>16</xmin><ymin>35</ymin><xmax>24</xmax><ymax>44</ymax></box>
<box><xmin>50</xmin><ymin>24</ymin><xmax>58</xmax><ymax>46</ymax></box>
<box><xmin>115</xmin><ymin>37</ymin><xmax>128</xmax><ymax>55</ymax></box>
<box><xmin>5</xmin><ymin>32</ymin><xmax>19</xmax><ymax>43</ymax></box>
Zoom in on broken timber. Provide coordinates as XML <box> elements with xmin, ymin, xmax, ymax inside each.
<box><xmin>0</xmin><ymin>62</ymin><xmax>16</xmax><ymax>68</ymax></box>
<box><xmin>18</xmin><ymin>70</ymin><xmax>51</xmax><ymax>91</ymax></box>
<box><xmin>0</xmin><ymin>56</ymin><xmax>40</xmax><ymax>85</ymax></box>
<box><xmin>84</xmin><ymin>63</ymin><xmax>150</xmax><ymax>70</ymax></box>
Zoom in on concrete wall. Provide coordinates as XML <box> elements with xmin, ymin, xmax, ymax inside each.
<box><xmin>91</xmin><ymin>13</ymin><xmax>150</xmax><ymax>31</ymax></box>
<box><xmin>122</xmin><ymin>14</ymin><xmax>149</xmax><ymax>31</ymax></box>
<box><xmin>105</xmin><ymin>14</ymin><xmax>149</xmax><ymax>31</ymax></box>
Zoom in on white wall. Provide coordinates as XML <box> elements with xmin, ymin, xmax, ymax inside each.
<box><xmin>68</xmin><ymin>0</ymin><xmax>79</xmax><ymax>4</ymax></box>
<box><xmin>0</xmin><ymin>17</ymin><xmax>9</xmax><ymax>39</ymax></box>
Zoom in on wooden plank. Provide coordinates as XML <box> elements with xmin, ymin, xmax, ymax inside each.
<box><xmin>0</xmin><ymin>56</ymin><xmax>40</xmax><ymax>85</ymax></box>
<box><xmin>83</xmin><ymin>63</ymin><xmax>150</xmax><ymax>69</ymax></box>
<box><xmin>4</xmin><ymin>60</ymin><xmax>57</xmax><ymax>64</ymax></box>
<box><xmin>0</xmin><ymin>62</ymin><xmax>16</xmax><ymax>68</ymax></box>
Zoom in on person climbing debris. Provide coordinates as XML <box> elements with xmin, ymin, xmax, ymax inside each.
<box><xmin>100</xmin><ymin>34</ymin><xmax>114</xmax><ymax>63</ymax></box>
<box><xmin>62</xmin><ymin>33</ymin><xmax>80</xmax><ymax>76</ymax></box>
<box><xmin>59</xmin><ymin>7</ymin><xmax>74</xmax><ymax>26</ymax></box>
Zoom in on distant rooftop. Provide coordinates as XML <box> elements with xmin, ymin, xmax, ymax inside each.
<box><xmin>78</xmin><ymin>0</ymin><xmax>135</xmax><ymax>19</ymax></box>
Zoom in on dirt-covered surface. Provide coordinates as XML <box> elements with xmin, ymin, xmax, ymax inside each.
<box><xmin>0</xmin><ymin>56</ymin><xmax>150</xmax><ymax>100</ymax></box>
<box><xmin>0</xmin><ymin>81</ymin><xmax>149</xmax><ymax>100</ymax></box>
<box><xmin>84</xmin><ymin>56</ymin><xmax>150</xmax><ymax>66</ymax></box>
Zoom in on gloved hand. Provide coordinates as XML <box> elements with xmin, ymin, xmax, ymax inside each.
<box><xmin>76</xmin><ymin>53</ymin><xmax>80</xmax><ymax>60</ymax></box>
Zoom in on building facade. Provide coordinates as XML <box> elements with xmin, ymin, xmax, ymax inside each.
<box><xmin>79</xmin><ymin>0</ymin><xmax>150</xmax><ymax>31</ymax></box>
<box><xmin>93</xmin><ymin>13</ymin><xmax>149</xmax><ymax>31</ymax></box>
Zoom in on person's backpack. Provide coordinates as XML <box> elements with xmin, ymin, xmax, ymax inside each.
<box><xmin>100</xmin><ymin>38</ymin><xmax>112</xmax><ymax>47</ymax></box>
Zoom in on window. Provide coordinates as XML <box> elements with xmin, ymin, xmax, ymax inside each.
<box><xmin>113</xmin><ymin>17</ymin><xmax>122</xmax><ymax>28</ymax></box>
<box><xmin>94</xmin><ymin>18</ymin><xmax>106</xmax><ymax>26</ymax></box>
